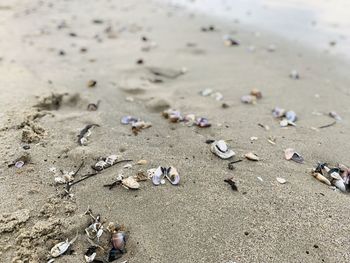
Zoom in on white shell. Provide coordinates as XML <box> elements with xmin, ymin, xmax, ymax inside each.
<box><xmin>210</xmin><ymin>140</ymin><xmax>235</xmax><ymax>159</ymax></box>
<box><xmin>50</xmin><ymin>240</ymin><xmax>70</xmax><ymax>258</ymax></box>
<box><xmin>122</xmin><ymin>176</ymin><xmax>140</xmax><ymax>189</ymax></box>
<box><xmin>333</xmin><ymin>179</ymin><xmax>346</xmax><ymax>192</ymax></box>
<box><xmin>244</xmin><ymin>152</ymin><xmax>259</xmax><ymax>161</ymax></box>
<box><xmin>105</xmin><ymin>155</ymin><xmax>119</xmax><ymax>165</ymax></box>
<box><xmin>151</xmin><ymin>166</ymin><xmax>164</xmax><ymax>186</ymax></box>
<box><xmin>276</xmin><ymin>177</ymin><xmax>287</xmax><ymax>184</ymax></box>
<box><xmin>280</xmin><ymin>119</ymin><xmax>289</xmax><ymax>127</ymax></box>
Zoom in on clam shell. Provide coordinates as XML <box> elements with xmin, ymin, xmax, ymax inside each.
<box><xmin>166</xmin><ymin>166</ymin><xmax>180</xmax><ymax>185</ymax></box>
<box><xmin>276</xmin><ymin>177</ymin><xmax>287</xmax><ymax>184</ymax></box>
<box><xmin>122</xmin><ymin>176</ymin><xmax>140</xmax><ymax>189</ymax></box>
<box><xmin>312</xmin><ymin>172</ymin><xmax>331</xmax><ymax>186</ymax></box>
<box><xmin>244</xmin><ymin>152</ymin><xmax>259</xmax><ymax>161</ymax></box>
<box><xmin>151</xmin><ymin>166</ymin><xmax>164</xmax><ymax>185</ymax></box>
<box><xmin>210</xmin><ymin>140</ymin><xmax>235</xmax><ymax>159</ymax></box>
<box><xmin>285</xmin><ymin>111</ymin><xmax>297</xmax><ymax>122</ymax></box>
<box><xmin>111</xmin><ymin>232</ymin><xmax>126</xmax><ymax>251</ymax></box>
<box><xmin>50</xmin><ymin>240</ymin><xmax>70</xmax><ymax>257</ymax></box>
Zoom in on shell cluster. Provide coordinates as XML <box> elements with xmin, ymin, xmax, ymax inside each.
<box><xmin>162</xmin><ymin>108</ymin><xmax>211</xmax><ymax>128</ymax></box>
<box><xmin>312</xmin><ymin>163</ymin><xmax>350</xmax><ymax>192</ymax></box>
<box><xmin>272</xmin><ymin>107</ymin><xmax>297</xmax><ymax>127</ymax></box>
<box><xmin>121</xmin><ymin>116</ymin><xmax>152</xmax><ymax>135</ymax></box>
<box><xmin>148</xmin><ymin>166</ymin><xmax>180</xmax><ymax>186</ymax></box>
<box><xmin>240</xmin><ymin>89</ymin><xmax>262</xmax><ymax>104</ymax></box>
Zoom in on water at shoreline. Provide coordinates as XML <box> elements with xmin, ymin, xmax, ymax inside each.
<box><xmin>168</xmin><ymin>0</ymin><xmax>350</xmax><ymax>58</ymax></box>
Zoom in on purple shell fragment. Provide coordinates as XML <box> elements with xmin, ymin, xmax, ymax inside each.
<box><xmin>121</xmin><ymin>116</ymin><xmax>138</xmax><ymax>125</ymax></box>
<box><xmin>195</xmin><ymin>117</ymin><xmax>211</xmax><ymax>128</ymax></box>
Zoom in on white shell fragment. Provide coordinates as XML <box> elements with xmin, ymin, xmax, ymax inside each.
<box><xmin>122</xmin><ymin>176</ymin><xmax>140</xmax><ymax>189</ymax></box>
<box><xmin>244</xmin><ymin>152</ymin><xmax>259</xmax><ymax>161</ymax></box>
<box><xmin>50</xmin><ymin>233</ymin><xmax>78</xmax><ymax>258</ymax></box>
<box><xmin>210</xmin><ymin>140</ymin><xmax>235</xmax><ymax>159</ymax></box>
<box><xmin>276</xmin><ymin>177</ymin><xmax>287</xmax><ymax>184</ymax></box>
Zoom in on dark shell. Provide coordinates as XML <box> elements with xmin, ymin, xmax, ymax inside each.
<box><xmin>111</xmin><ymin>232</ymin><xmax>126</xmax><ymax>252</ymax></box>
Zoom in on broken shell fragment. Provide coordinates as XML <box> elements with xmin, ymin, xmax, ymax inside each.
<box><xmin>122</xmin><ymin>176</ymin><xmax>140</xmax><ymax>190</ymax></box>
<box><xmin>280</xmin><ymin>119</ymin><xmax>289</xmax><ymax>127</ymax></box>
<box><xmin>87</xmin><ymin>80</ymin><xmax>97</xmax><ymax>88</ymax></box>
<box><xmin>195</xmin><ymin>117</ymin><xmax>211</xmax><ymax>128</ymax></box>
<box><xmin>329</xmin><ymin>111</ymin><xmax>341</xmax><ymax>121</ymax></box>
<box><xmin>244</xmin><ymin>152</ymin><xmax>259</xmax><ymax>161</ymax></box>
<box><xmin>250</xmin><ymin>88</ymin><xmax>262</xmax><ymax>99</ymax></box>
<box><xmin>50</xmin><ymin>233</ymin><xmax>78</xmax><ymax>258</ymax></box>
<box><xmin>284</xmin><ymin>148</ymin><xmax>304</xmax><ymax>163</ymax></box>
<box><xmin>276</xmin><ymin>177</ymin><xmax>287</xmax><ymax>184</ymax></box>
<box><xmin>240</xmin><ymin>95</ymin><xmax>256</xmax><ymax>104</ymax></box>
<box><xmin>210</xmin><ymin>140</ymin><xmax>235</xmax><ymax>159</ymax></box>
<box><xmin>78</xmin><ymin>124</ymin><xmax>99</xmax><ymax>146</ymax></box>
<box><xmin>289</xmin><ymin>70</ymin><xmax>299</xmax><ymax>79</ymax></box>
<box><xmin>111</xmin><ymin>231</ymin><xmax>126</xmax><ymax>252</ymax></box>
<box><xmin>272</xmin><ymin>107</ymin><xmax>286</xmax><ymax>118</ymax></box>
<box><xmin>105</xmin><ymin>155</ymin><xmax>120</xmax><ymax>166</ymax></box>
<box><xmin>15</xmin><ymin>161</ymin><xmax>25</xmax><ymax>168</ymax></box>
<box><xmin>223</xmin><ymin>35</ymin><xmax>239</xmax><ymax>46</ymax></box>
<box><xmin>312</xmin><ymin>172</ymin><xmax>331</xmax><ymax>186</ymax></box>
<box><xmin>84</xmin><ymin>246</ymin><xmax>97</xmax><ymax>262</ymax></box>
<box><xmin>121</xmin><ymin>116</ymin><xmax>138</xmax><ymax>125</ymax></box>
<box><xmin>137</xmin><ymin>159</ymin><xmax>148</xmax><ymax>165</ymax></box>
<box><xmin>165</xmin><ymin>166</ymin><xmax>180</xmax><ymax>185</ymax></box>
<box><xmin>199</xmin><ymin>88</ymin><xmax>213</xmax><ymax>96</ymax></box>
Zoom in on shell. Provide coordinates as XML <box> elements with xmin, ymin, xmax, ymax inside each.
<box><xmin>195</xmin><ymin>117</ymin><xmax>211</xmax><ymax>128</ymax></box>
<box><xmin>15</xmin><ymin>161</ymin><xmax>25</xmax><ymax>168</ymax></box>
<box><xmin>279</xmin><ymin>119</ymin><xmax>289</xmax><ymax>127</ymax></box>
<box><xmin>210</xmin><ymin>140</ymin><xmax>235</xmax><ymax>159</ymax></box>
<box><xmin>111</xmin><ymin>232</ymin><xmax>126</xmax><ymax>251</ymax></box>
<box><xmin>212</xmin><ymin>92</ymin><xmax>223</xmax><ymax>101</ymax></box>
<box><xmin>312</xmin><ymin>172</ymin><xmax>331</xmax><ymax>186</ymax></box>
<box><xmin>151</xmin><ymin>166</ymin><xmax>164</xmax><ymax>185</ymax></box>
<box><xmin>241</xmin><ymin>95</ymin><xmax>256</xmax><ymax>104</ymax></box>
<box><xmin>105</xmin><ymin>155</ymin><xmax>119</xmax><ymax>165</ymax></box>
<box><xmin>166</xmin><ymin>166</ymin><xmax>180</xmax><ymax>185</ymax></box>
<box><xmin>329</xmin><ymin>111</ymin><xmax>341</xmax><ymax>121</ymax></box>
<box><xmin>244</xmin><ymin>152</ymin><xmax>259</xmax><ymax>161</ymax></box>
<box><xmin>121</xmin><ymin>116</ymin><xmax>138</xmax><ymax>125</ymax></box>
<box><xmin>94</xmin><ymin>160</ymin><xmax>107</xmax><ymax>171</ymax></box>
<box><xmin>285</xmin><ymin>111</ymin><xmax>297</xmax><ymax>122</ymax></box>
<box><xmin>50</xmin><ymin>240</ymin><xmax>70</xmax><ymax>257</ymax></box>
<box><xmin>250</xmin><ymin>89</ymin><xmax>262</xmax><ymax>99</ymax></box>
<box><xmin>284</xmin><ymin>148</ymin><xmax>304</xmax><ymax>163</ymax></box>
<box><xmin>272</xmin><ymin>107</ymin><xmax>285</xmax><ymax>118</ymax></box>
<box><xmin>122</xmin><ymin>176</ymin><xmax>140</xmax><ymax>189</ymax></box>
<box><xmin>276</xmin><ymin>177</ymin><xmax>287</xmax><ymax>184</ymax></box>
<box><xmin>199</xmin><ymin>88</ymin><xmax>213</xmax><ymax>96</ymax></box>
<box><xmin>137</xmin><ymin>159</ymin><xmax>148</xmax><ymax>165</ymax></box>
<box><xmin>332</xmin><ymin>179</ymin><xmax>346</xmax><ymax>192</ymax></box>
<box><xmin>84</xmin><ymin>247</ymin><xmax>97</xmax><ymax>263</ymax></box>
<box><xmin>289</xmin><ymin>70</ymin><xmax>299</xmax><ymax>79</ymax></box>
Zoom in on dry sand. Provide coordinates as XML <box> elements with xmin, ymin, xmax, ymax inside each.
<box><xmin>1</xmin><ymin>0</ymin><xmax>350</xmax><ymax>262</ymax></box>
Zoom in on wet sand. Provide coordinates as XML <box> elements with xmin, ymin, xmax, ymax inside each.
<box><xmin>1</xmin><ymin>0</ymin><xmax>350</xmax><ymax>262</ymax></box>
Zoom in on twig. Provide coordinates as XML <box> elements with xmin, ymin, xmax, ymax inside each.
<box><xmin>319</xmin><ymin>121</ymin><xmax>336</xmax><ymax>129</ymax></box>
<box><xmin>103</xmin><ymin>180</ymin><xmax>122</xmax><ymax>190</ymax></box>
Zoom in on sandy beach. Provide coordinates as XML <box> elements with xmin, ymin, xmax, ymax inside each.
<box><xmin>1</xmin><ymin>0</ymin><xmax>350</xmax><ymax>262</ymax></box>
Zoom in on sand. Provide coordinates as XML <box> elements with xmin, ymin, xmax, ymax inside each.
<box><xmin>0</xmin><ymin>0</ymin><xmax>350</xmax><ymax>262</ymax></box>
